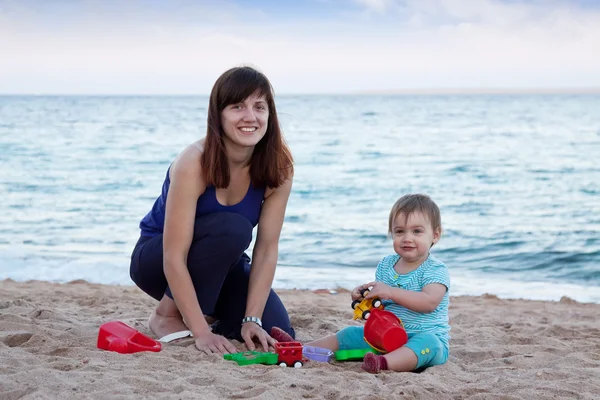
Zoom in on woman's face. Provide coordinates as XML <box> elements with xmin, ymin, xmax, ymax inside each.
<box><xmin>221</xmin><ymin>91</ymin><xmax>269</xmax><ymax>148</ymax></box>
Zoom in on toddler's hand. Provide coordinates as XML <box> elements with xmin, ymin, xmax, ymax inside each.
<box><xmin>351</xmin><ymin>285</ymin><xmax>364</xmax><ymax>301</ymax></box>
<box><xmin>363</xmin><ymin>281</ymin><xmax>393</xmax><ymax>301</ymax></box>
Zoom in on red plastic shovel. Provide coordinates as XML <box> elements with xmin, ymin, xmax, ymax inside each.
<box><xmin>97</xmin><ymin>321</ymin><xmax>162</xmax><ymax>354</ymax></box>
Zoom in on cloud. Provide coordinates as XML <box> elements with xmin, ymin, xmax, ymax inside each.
<box><xmin>0</xmin><ymin>0</ymin><xmax>599</xmax><ymax>93</ymax></box>
<box><xmin>354</xmin><ymin>0</ymin><xmax>396</xmax><ymax>14</ymax></box>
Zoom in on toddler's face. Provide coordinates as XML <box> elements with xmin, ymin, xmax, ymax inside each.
<box><xmin>391</xmin><ymin>211</ymin><xmax>440</xmax><ymax>264</ymax></box>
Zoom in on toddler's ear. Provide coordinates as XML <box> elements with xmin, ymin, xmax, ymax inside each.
<box><xmin>432</xmin><ymin>227</ymin><xmax>442</xmax><ymax>245</ymax></box>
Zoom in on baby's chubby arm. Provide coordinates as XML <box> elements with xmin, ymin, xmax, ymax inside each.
<box><xmin>363</xmin><ymin>281</ymin><xmax>447</xmax><ymax>313</ymax></box>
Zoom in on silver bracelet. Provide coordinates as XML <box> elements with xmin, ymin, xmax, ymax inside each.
<box><xmin>241</xmin><ymin>316</ymin><xmax>262</xmax><ymax>328</ymax></box>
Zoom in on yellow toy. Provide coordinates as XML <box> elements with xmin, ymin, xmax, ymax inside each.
<box><xmin>351</xmin><ymin>288</ymin><xmax>383</xmax><ymax>320</ymax></box>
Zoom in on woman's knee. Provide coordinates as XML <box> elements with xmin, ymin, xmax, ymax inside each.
<box><xmin>193</xmin><ymin>212</ymin><xmax>253</xmax><ymax>250</ymax></box>
<box><xmin>129</xmin><ymin>236</ymin><xmax>166</xmax><ymax>301</ymax></box>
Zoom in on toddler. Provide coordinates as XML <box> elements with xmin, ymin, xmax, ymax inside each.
<box><xmin>273</xmin><ymin>194</ymin><xmax>450</xmax><ymax>373</ymax></box>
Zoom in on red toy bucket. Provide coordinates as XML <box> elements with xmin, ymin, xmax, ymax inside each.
<box><xmin>363</xmin><ymin>308</ymin><xmax>408</xmax><ymax>353</ymax></box>
<box><xmin>97</xmin><ymin>321</ymin><xmax>162</xmax><ymax>354</ymax></box>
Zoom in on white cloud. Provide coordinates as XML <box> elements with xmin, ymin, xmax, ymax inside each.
<box><xmin>354</xmin><ymin>0</ymin><xmax>396</xmax><ymax>14</ymax></box>
<box><xmin>0</xmin><ymin>0</ymin><xmax>599</xmax><ymax>94</ymax></box>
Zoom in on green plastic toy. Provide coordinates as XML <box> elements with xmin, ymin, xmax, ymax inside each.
<box><xmin>223</xmin><ymin>351</ymin><xmax>279</xmax><ymax>366</ymax></box>
<box><xmin>334</xmin><ymin>348</ymin><xmax>379</xmax><ymax>361</ymax></box>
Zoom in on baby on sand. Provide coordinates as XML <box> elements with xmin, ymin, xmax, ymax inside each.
<box><xmin>273</xmin><ymin>194</ymin><xmax>450</xmax><ymax>373</ymax></box>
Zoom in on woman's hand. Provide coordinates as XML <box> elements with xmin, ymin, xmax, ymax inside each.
<box><xmin>194</xmin><ymin>331</ymin><xmax>238</xmax><ymax>355</ymax></box>
<box><xmin>363</xmin><ymin>281</ymin><xmax>394</xmax><ymax>301</ymax></box>
<box><xmin>241</xmin><ymin>322</ymin><xmax>277</xmax><ymax>352</ymax></box>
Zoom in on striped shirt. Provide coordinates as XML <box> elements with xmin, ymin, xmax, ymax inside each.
<box><xmin>374</xmin><ymin>254</ymin><xmax>450</xmax><ymax>348</ymax></box>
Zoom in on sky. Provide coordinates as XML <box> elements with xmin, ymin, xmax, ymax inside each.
<box><xmin>1</xmin><ymin>0</ymin><xmax>600</xmax><ymax>94</ymax></box>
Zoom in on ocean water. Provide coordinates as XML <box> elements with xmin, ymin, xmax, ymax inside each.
<box><xmin>1</xmin><ymin>94</ymin><xmax>599</xmax><ymax>303</ymax></box>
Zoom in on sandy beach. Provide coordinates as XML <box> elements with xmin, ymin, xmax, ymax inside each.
<box><xmin>1</xmin><ymin>279</ymin><xmax>599</xmax><ymax>400</ymax></box>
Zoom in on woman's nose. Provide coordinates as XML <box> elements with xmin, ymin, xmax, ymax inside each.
<box><xmin>241</xmin><ymin>108</ymin><xmax>257</xmax><ymax>121</ymax></box>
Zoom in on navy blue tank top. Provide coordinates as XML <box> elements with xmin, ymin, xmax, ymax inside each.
<box><xmin>139</xmin><ymin>167</ymin><xmax>265</xmax><ymax>237</ymax></box>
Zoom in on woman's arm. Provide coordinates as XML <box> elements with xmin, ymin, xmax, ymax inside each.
<box><xmin>162</xmin><ymin>146</ymin><xmax>210</xmax><ymax>338</ymax></box>
<box><xmin>245</xmin><ymin>175</ymin><xmax>293</xmax><ymax>322</ymax></box>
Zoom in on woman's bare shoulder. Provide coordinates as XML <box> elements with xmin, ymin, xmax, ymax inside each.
<box><xmin>170</xmin><ymin>140</ymin><xmax>205</xmax><ymax>183</ymax></box>
<box><xmin>264</xmin><ymin>167</ymin><xmax>294</xmax><ymax>199</ymax></box>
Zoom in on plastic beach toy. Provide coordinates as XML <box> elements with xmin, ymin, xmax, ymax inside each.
<box><xmin>224</xmin><ymin>351</ymin><xmax>279</xmax><ymax>366</ymax></box>
<box><xmin>351</xmin><ymin>288</ymin><xmax>384</xmax><ymax>320</ymax></box>
<box><xmin>225</xmin><ymin>343</ymin><xmax>307</xmax><ymax>368</ymax></box>
<box><xmin>334</xmin><ymin>348</ymin><xmax>378</xmax><ymax>361</ymax></box>
<box><xmin>97</xmin><ymin>321</ymin><xmax>162</xmax><ymax>354</ymax></box>
<box><xmin>364</xmin><ymin>308</ymin><xmax>408</xmax><ymax>353</ymax></box>
<box><xmin>302</xmin><ymin>345</ymin><xmax>334</xmax><ymax>362</ymax></box>
<box><xmin>274</xmin><ymin>341</ymin><xmax>305</xmax><ymax>368</ymax></box>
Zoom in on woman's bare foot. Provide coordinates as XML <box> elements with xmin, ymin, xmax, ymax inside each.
<box><xmin>148</xmin><ymin>295</ymin><xmax>189</xmax><ymax>339</ymax></box>
<box><xmin>147</xmin><ymin>294</ymin><xmax>218</xmax><ymax>339</ymax></box>
<box><xmin>148</xmin><ymin>309</ymin><xmax>189</xmax><ymax>339</ymax></box>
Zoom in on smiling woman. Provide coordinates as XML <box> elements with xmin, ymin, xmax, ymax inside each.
<box><xmin>219</xmin><ymin>93</ymin><xmax>268</xmax><ymax>147</ymax></box>
<box><xmin>129</xmin><ymin>66</ymin><xmax>295</xmax><ymax>355</ymax></box>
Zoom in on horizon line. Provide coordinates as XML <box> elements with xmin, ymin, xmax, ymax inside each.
<box><xmin>1</xmin><ymin>87</ymin><xmax>600</xmax><ymax>96</ymax></box>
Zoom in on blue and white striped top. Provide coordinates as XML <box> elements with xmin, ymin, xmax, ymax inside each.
<box><xmin>374</xmin><ymin>254</ymin><xmax>451</xmax><ymax>348</ymax></box>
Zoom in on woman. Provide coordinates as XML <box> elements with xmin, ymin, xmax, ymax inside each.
<box><xmin>130</xmin><ymin>66</ymin><xmax>295</xmax><ymax>354</ymax></box>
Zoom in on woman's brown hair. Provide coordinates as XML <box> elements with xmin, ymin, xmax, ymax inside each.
<box><xmin>201</xmin><ymin>66</ymin><xmax>294</xmax><ymax>189</ymax></box>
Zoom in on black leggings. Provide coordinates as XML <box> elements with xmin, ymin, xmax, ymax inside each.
<box><xmin>129</xmin><ymin>212</ymin><xmax>294</xmax><ymax>341</ymax></box>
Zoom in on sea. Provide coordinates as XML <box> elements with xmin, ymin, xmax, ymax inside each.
<box><xmin>1</xmin><ymin>94</ymin><xmax>599</xmax><ymax>303</ymax></box>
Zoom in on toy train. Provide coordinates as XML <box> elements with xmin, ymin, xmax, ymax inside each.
<box><xmin>224</xmin><ymin>341</ymin><xmax>306</xmax><ymax>367</ymax></box>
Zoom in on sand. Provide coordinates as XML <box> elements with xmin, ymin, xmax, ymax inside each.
<box><xmin>1</xmin><ymin>278</ymin><xmax>599</xmax><ymax>400</ymax></box>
